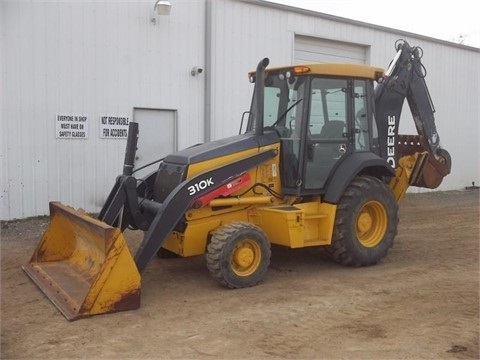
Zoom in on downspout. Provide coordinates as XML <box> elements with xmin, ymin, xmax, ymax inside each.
<box><xmin>204</xmin><ymin>0</ymin><xmax>212</xmax><ymax>142</ymax></box>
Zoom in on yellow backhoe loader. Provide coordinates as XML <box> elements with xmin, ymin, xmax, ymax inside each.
<box><xmin>24</xmin><ymin>40</ymin><xmax>451</xmax><ymax>320</ymax></box>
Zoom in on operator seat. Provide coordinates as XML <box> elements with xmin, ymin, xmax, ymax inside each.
<box><xmin>319</xmin><ymin>120</ymin><xmax>345</xmax><ymax>139</ymax></box>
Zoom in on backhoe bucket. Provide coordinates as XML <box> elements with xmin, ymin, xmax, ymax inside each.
<box><xmin>23</xmin><ymin>202</ymin><xmax>141</xmax><ymax>321</ymax></box>
<box><xmin>397</xmin><ymin>135</ymin><xmax>451</xmax><ymax>189</ymax></box>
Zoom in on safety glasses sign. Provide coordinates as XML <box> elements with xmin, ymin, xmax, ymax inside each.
<box><xmin>56</xmin><ymin>114</ymin><xmax>89</xmax><ymax>139</ymax></box>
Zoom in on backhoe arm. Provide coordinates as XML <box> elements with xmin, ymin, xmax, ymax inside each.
<box><xmin>374</xmin><ymin>40</ymin><xmax>451</xmax><ymax>199</ymax></box>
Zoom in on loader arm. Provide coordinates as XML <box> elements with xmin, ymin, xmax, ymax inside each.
<box><xmin>95</xmin><ymin>117</ymin><xmax>278</xmax><ymax>273</ymax></box>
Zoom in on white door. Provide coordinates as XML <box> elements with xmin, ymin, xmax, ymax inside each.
<box><xmin>294</xmin><ymin>36</ymin><xmax>367</xmax><ymax>64</ymax></box>
<box><xmin>132</xmin><ymin>108</ymin><xmax>177</xmax><ymax>179</ymax></box>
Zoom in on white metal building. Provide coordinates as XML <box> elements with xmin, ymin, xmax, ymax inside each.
<box><xmin>1</xmin><ymin>0</ymin><xmax>479</xmax><ymax>220</ymax></box>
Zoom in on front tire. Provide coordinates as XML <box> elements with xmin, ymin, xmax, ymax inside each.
<box><xmin>325</xmin><ymin>176</ymin><xmax>398</xmax><ymax>267</ymax></box>
<box><xmin>206</xmin><ymin>222</ymin><xmax>271</xmax><ymax>289</ymax></box>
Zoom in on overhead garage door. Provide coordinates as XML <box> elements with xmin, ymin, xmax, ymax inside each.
<box><xmin>294</xmin><ymin>35</ymin><xmax>367</xmax><ymax>64</ymax></box>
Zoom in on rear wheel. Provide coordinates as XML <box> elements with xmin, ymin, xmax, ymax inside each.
<box><xmin>206</xmin><ymin>222</ymin><xmax>271</xmax><ymax>289</ymax></box>
<box><xmin>325</xmin><ymin>176</ymin><xmax>398</xmax><ymax>266</ymax></box>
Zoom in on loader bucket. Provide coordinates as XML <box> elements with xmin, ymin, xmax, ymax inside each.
<box><xmin>23</xmin><ymin>202</ymin><xmax>141</xmax><ymax>321</ymax></box>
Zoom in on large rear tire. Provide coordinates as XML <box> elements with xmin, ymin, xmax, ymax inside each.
<box><xmin>325</xmin><ymin>176</ymin><xmax>398</xmax><ymax>267</ymax></box>
<box><xmin>206</xmin><ymin>222</ymin><xmax>271</xmax><ymax>289</ymax></box>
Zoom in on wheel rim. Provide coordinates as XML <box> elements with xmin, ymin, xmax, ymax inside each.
<box><xmin>231</xmin><ymin>239</ymin><xmax>261</xmax><ymax>276</ymax></box>
<box><xmin>356</xmin><ymin>200</ymin><xmax>387</xmax><ymax>247</ymax></box>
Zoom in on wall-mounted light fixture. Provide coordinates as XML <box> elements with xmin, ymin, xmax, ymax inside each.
<box><xmin>154</xmin><ymin>0</ymin><xmax>172</xmax><ymax>16</ymax></box>
<box><xmin>151</xmin><ymin>0</ymin><xmax>171</xmax><ymax>25</ymax></box>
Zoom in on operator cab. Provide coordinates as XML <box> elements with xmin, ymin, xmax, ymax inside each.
<box><xmin>246</xmin><ymin>64</ymin><xmax>380</xmax><ymax>196</ymax></box>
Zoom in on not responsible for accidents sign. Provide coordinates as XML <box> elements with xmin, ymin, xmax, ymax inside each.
<box><xmin>56</xmin><ymin>115</ymin><xmax>89</xmax><ymax>139</ymax></box>
<box><xmin>99</xmin><ymin>116</ymin><xmax>129</xmax><ymax>139</ymax></box>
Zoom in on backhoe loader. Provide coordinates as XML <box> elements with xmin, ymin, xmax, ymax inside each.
<box><xmin>24</xmin><ymin>39</ymin><xmax>451</xmax><ymax>320</ymax></box>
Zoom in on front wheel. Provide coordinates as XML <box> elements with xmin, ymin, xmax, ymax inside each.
<box><xmin>206</xmin><ymin>222</ymin><xmax>271</xmax><ymax>289</ymax></box>
<box><xmin>325</xmin><ymin>176</ymin><xmax>399</xmax><ymax>267</ymax></box>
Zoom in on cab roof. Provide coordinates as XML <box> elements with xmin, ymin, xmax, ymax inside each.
<box><xmin>250</xmin><ymin>63</ymin><xmax>385</xmax><ymax>80</ymax></box>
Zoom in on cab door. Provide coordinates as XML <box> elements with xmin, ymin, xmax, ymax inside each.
<box><xmin>304</xmin><ymin>78</ymin><xmax>350</xmax><ymax>190</ymax></box>
<box><xmin>303</xmin><ymin>78</ymin><xmax>370</xmax><ymax>191</ymax></box>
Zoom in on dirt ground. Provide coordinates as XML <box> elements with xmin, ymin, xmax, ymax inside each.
<box><xmin>1</xmin><ymin>190</ymin><xmax>479</xmax><ymax>359</ymax></box>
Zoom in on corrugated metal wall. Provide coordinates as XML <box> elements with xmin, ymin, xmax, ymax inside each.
<box><xmin>1</xmin><ymin>0</ymin><xmax>206</xmax><ymax>220</ymax></box>
<box><xmin>2</xmin><ymin>0</ymin><xmax>479</xmax><ymax>220</ymax></box>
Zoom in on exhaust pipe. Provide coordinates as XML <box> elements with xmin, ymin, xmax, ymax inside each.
<box><xmin>254</xmin><ymin>58</ymin><xmax>270</xmax><ymax>136</ymax></box>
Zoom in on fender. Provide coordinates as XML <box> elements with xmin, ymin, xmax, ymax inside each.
<box><xmin>323</xmin><ymin>152</ymin><xmax>394</xmax><ymax>204</ymax></box>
